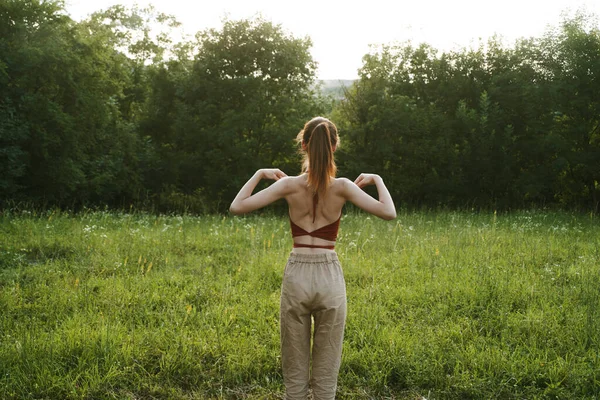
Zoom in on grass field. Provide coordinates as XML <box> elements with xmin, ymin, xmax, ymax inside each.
<box><xmin>1</xmin><ymin>208</ymin><xmax>599</xmax><ymax>399</ymax></box>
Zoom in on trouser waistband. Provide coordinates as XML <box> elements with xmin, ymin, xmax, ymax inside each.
<box><xmin>287</xmin><ymin>251</ymin><xmax>339</xmax><ymax>263</ymax></box>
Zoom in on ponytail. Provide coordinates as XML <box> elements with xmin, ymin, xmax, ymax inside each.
<box><xmin>307</xmin><ymin>122</ymin><xmax>335</xmax><ymax>199</ymax></box>
<box><xmin>297</xmin><ymin>117</ymin><xmax>339</xmax><ymax>199</ymax></box>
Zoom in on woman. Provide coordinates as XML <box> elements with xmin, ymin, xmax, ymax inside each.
<box><xmin>230</xmin><ymin>117</ymin><xmax>396</xmax><ymax>400</ymax></box>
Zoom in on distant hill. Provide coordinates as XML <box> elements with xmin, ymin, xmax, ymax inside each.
<box><xmin>316</xmin><ymin>79</ymin><xmax>356</xmax><ymax>100</ymax></box>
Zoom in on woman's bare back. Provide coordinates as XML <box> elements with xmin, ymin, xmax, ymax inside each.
<box><xmin>284</xmin><ymin>174</ymin><xmax>347</xmax><ymax>250</ymax></box>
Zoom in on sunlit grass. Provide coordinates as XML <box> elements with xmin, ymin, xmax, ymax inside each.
<box><xmin>1</xmin><ymin>209</ymin><xmax>599</xmax><ymax>399</ymax></box>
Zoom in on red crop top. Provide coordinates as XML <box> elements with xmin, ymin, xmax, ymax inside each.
<box><xmin>290</xmin><ymin>195</ymin><xmax>341</xmax><ymax>249</ymax></box>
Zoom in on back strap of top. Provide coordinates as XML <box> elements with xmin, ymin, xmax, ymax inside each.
<box><xmin>293</xmin><ymin>243</ymin><xmax>335</xmax><ymax>250</ymax></box>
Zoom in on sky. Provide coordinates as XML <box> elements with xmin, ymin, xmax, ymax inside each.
<box><xmin>65</xmin><ymin>0</ymin><xmax>600</xmax><ymax>80</ymax></box>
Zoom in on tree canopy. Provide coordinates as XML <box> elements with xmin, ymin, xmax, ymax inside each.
<box><xmin>1</xmin><ymin>1</ymin><xmax>599</xmax><ymax>212</ymax></box>
<box><xmin>335</xmin><ymin>13</ymin><xmax>600</xmax><ymax>210</ymax></box>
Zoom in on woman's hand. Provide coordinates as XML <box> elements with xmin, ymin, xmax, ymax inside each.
<box><xmin>261</xmin><ymin>168</ymin><xmax>288</xmax><ymax>181</ymax></box>
<box><xmin>354</xmin><ymin>173</ymin><xmax>380</xmax><ymax>189</ymax></box>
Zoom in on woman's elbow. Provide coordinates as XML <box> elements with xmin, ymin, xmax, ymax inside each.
<box><xmin>382</xmin><ymin>211</ymin><xmax>396</xmax><ymax>220</ymax></box>
<box><xmin>379</xmin><ymin>205</ymin><xmax>396</xmax><ymax>220</ymax></box>
<box><xmin>229</xmin><ymin>203</ymin><xmax>242</xmax><ymax>215</ymax></box>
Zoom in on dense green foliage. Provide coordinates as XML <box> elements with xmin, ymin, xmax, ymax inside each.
<box><xmin>335</xmin><ymin>13</ymin><xmax>600</xmax><ymax>210</ymax></box>
<box><xmin>1</xmin><ymin>1</ymin><xmax>600</xmax><ymax>211</ymax></box>
<box><xmin>1</xmin><ymin>210</ymin><xmax>599</xmax><ymax>398</ymax></box>
<box><xmin>0</xmin><ymin>0</ymin><xmax>324</xmax><ymax>212</ymax></box>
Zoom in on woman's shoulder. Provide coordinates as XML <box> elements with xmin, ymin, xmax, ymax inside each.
<box><xmin>284</xmin><ymin>174</ymin><xmax>307</xmax><ymax>184</ymax></box>
<box><xmin>279</xmin><ymin>174</ymin><xmax>307</xmax><ymax>192</ymax></box>
<box><xmin>333</xmin><ymin>176</ymin><xmax>352</xmax><ymax>183</ymax></box>
<box><xmin>330</xmin><ymin>177</ymin><xmax>353</xmax><ymax>194</ymax></box>
<box><xmin>332</xmin><ymin>176</ymin><xmax>353</xmax><ymax>187</ymax></box>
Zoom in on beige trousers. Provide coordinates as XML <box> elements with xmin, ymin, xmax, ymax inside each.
<box><xmin>280</xmin><ymin>252</ymin><xmax>347</xmax><ymax>400</ymax></box>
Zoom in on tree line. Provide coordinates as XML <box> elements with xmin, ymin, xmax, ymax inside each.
<box><xmin>1</xmin><ymin>0</ymin><xmax>599</xmax><ymax>212</ymax></box>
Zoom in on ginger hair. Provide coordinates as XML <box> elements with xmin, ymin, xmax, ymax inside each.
<box><xmin>296</xmin><ymin>117</ymin><xmax>339</xmax><ymax>199</ymax></box>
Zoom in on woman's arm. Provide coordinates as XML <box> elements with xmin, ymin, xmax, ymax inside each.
<box><xmin>229</xmin><ymin>169</ymin><xmax>290</xmax><ymax>215</ymax></box>
<box><xmin>341</xmin><ymin>174</ymin><xmax>396</xmax><ymax>220</ymax></box>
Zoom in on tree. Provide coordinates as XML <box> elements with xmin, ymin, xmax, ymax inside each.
<box><xmin>0</xmin><ymin>0</ymin><xmax>91</xmax><ymax>204</ymax></box>
<box><xmin>139</xmin><ymin>17</ymin><xmax>325</xmax><ymax>211</ymax></box>
<box><xmin>334</xmin><ymin>11</ymin><xmax>600</xmax><ymax>210</ymax></box>
<box><xmin>538</xmin><ymin>13</ymin><xmax>600</xmax><ymax>208</ymax></box>
<box><xmin>0</xmin><ymin>1</ymin><xmax>183</xmax><ymax>207</ymax></box>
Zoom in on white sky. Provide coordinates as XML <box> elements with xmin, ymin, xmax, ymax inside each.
<box><xmin>65</xmin><ymin>0</ymin><xmax>600</xmax><ymax>80</ymax></box>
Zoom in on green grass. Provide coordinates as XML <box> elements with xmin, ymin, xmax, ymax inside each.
<box><xmin>1</xmin><ymin>209</ymin><xmax>599</xmax><ymax>399</ymax></box>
